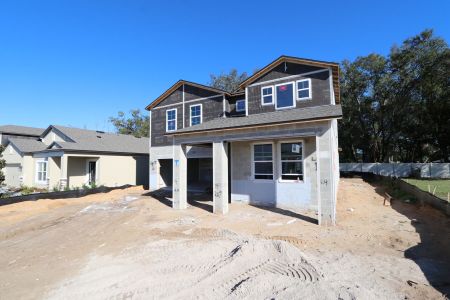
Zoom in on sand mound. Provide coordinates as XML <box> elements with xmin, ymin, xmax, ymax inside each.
<box><xmin>47</xmin><ymin>234</ymin><xmax>328</xmax><ymax>299</ymax></box>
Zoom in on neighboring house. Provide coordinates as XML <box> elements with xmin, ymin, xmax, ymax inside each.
<box><xmin>0</xmin><ymin>125</ymin><xmax>45</xmax><ymax>146</ymax></box>
<box><xmin>3</xmin><ymin>125</ymin><xmax>149</xmax><ymax>189</ymax></box>
<box><xmin>146</xmin><ymin>55</ymin><xmax>342</xmax><ymax>225</ymax></box>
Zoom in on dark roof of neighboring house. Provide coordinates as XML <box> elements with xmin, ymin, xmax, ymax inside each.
<box><xmin>41</xmin><ymin>125</ymin><xmax>149</xmax><ymax>155</ymax></box>
<box><xmin>8</xmin><ymin>138</ymin><xmax>48</xmax><ymax>153</ymax></box>
<box><xmin>145</xmin><ymin>80</ymin><xmax>229</xmax><ymax>111</ymax></box>
<box><xmin>238</xmin><ymin>55</ymin><xmax>340</xmax><ymax>103</ymax></box>
<box><xmin>0</xmin><ymin>125</ymin><xmax>45</xmax><ymax>136</ymax></box>
<box><xmin>168</xmin><ymin>104</ymin><xmax>342</xmax><ymax>135</ymax></box>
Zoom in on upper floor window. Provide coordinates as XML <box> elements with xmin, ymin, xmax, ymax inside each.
<box><xmin>166</xmin><ymin>108</ymin><xmax>177</xmax><ymax>132</ymax></box>
<box><xmin>190</xmin><ymin>104</ymin><xmax>202</xmax><ymax>126</ymax></box>
<box><xmin>261</xmin><ymin>86</ymin><xmax>273</xmax><ymax>105</ymax></box>
<box><xmin>35</xmin><ymin>160</ymin><xmax>48</xmax><ymax>184</ymax></box>
<box><xmin>296</xmin><ymin>79</ymin><xmax>311</xmax><ymax>100</ymax></box>
<box><xmin>275</xmin><ymin>82</ymin><xmax>295</xmax><ymax>110</ymax></box>
<box><xmin>253</xmin><ymin>143</ymin><xmax>273</xmax><ymax>180</ymax></box>
<box><xmin>236</xmin><ymin>99</ymin><xmax>246</xmax><ymax>112</ymax></box>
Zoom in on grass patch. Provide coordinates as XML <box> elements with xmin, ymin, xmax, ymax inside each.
<box><xmin>403</xmin><ymin>179</ymin><xmax>450</xmax><ymax>201</ymax></box>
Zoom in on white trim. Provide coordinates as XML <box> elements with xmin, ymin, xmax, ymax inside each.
<box><xmin>277</xmin><ymin>139</ymin><xmax>305</xmax><ymax>183</ymax></box>
<box><xmin>274</xmin><ymin>81</ymin><xmax>296</xmax><ymax>110</ymax></box>
<box><xmin>296</xmin><ymin>78</ymin><xmax>312</xmax><ymax>101</ymax></box>
<box><xmin>35</xmin><ymin>159</ymin><xmax>48</xmax><ymax>184</ymax></box>
<box><xmin>329</xmin><ymin>68</ymin><xmax>335</xmax><ymax>105</ymax></box>
<box><xmin>236</xmin><ymin>99</ymin><xmax>246</xmax><ymax>112</ymax></box>
<box><xmin>189</xmin><ymin>103</ymin><xmax>202</xmax><ymax>126</ymax></box>
<box><xmin>166</xmin><ymin>108</ymin><xmax>177</xmax><ymax>132</ymax></box>
<box><xmin>222</xmin><ymin>94</ymin><xmax>226</xmax><ymax>118</ymax></box>
<box><xmin>245</xmin><ymin>87</ymin><xmax>249</xmax><ymax>116</ymax></box>
<box><xmin>261</xmin><ymin>86</ymin><xmax>274</xmax><ymax>106</ymax></box>
<box><xmin>248</xmin><ymin>68</ymin><xmax>328</xmax><ymax>88</ymax></box>
<box><xmin>251</xmin><ymin>142</ymin><xmax>274</xmax><ymax>181</ymax></box>
<box><xmin>152</xmin><ymin>94</ymin><xmax>223</xmax><ymax>110</ymax></box>
<box><xmin>182</xmin><ymin>84</ymin><xmax>185</xmax><ymax>128</ymax></box>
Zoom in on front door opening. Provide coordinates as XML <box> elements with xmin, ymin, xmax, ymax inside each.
<box><xmin>88</xmin><ymin>161</ymin><xmax>96</xmax><ymax>185</ymax></box>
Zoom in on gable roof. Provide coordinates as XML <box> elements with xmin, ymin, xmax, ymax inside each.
<box><xmin>40</xmin><ymin>125</ymin><xmax>149</xmax><ymax>155</ymax></box>
<box><xmin>168</xmin><ymin>104</ymin><xmax>342</xmax><ymax>135</ymax></box>
<box><xmin>238</xmin><ymin>55</ymin><xmax>340</xmax><ymax>103</ymax></box>
<box><xmin>7</xmin><ymin>138</ymin><xmax>47</xmax><ymax>154</ymax></box>
<box><xmin>145</xmin><ymin>80</ymin><xmax>229</xmax><ymax>111</ymax></box>
<box><xmin>0</xmin><ymin>125</ymin><xmax>45</xmax><ymax>137</ymax></box>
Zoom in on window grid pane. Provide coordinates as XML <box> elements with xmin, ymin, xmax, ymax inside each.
<box><xmin>280</xmin><ymin>142</ymin><xmax>303</xmax><ymax>181</ymax></box>
<box><xmin>254</xmin><ymin>144</ymin><xmax>273</xmax><ymax>179</ymax></box>
<box><xmin>276</xmin><ymin>83</ymin><xmax>294</xmax><ymax>108</ymax></box>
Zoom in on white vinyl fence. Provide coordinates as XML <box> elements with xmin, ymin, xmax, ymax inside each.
<box><xmin>340</xmin><ymin>163</ymin><xmax>450</xmax><ymax>178</ymax></box>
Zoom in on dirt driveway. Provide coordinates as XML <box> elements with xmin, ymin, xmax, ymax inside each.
<box><xmin>0</xmin><ymin>179</ymin><xmax>449</xmax><ymax>299</ymax></box>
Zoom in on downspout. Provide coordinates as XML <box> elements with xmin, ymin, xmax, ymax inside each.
<box><xmin>182</xmin><ymin>84</ymin><xmax>185</xmax><ymax>128</ymax></box>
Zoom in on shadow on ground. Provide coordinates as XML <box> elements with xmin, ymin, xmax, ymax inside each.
<box><xmin>250</xmin><ymin>205</ymin><xmax>318</xmax><ymax>225</ymax></box>
<box><xmin>364</xmin><ymin>177</ymin><xmax>450</xmax><ymax>297</ymax></box>
<box><xmin>143</xmin><ymin>189</ymin><xmax>213</xmax><ymax>213</ymax></box>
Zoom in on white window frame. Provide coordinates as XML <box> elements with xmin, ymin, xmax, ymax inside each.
<box><xmin>189</xmin><ymin>104</ymin><xmax>202</xmax><ymax>126</ymax></box>
<box><xmin>251</xmin><ymin>142</ymin><xmax>274</xmax><ymax>181</ymax></box>
<box><xmin>35</xmin><ymin>159</ymin><xmax>48</xmax><ymax>184</ymax></box>
<box><xmin>277</xmin><ymin>140</ymin><xmax>304</xmax><ymax>183</ymax></box>
<box><xmin>296</xmin><ymin>78</ymin><xmax>312</xmax><ymax>101</ymax></box>
<box><xmin>261</xmin><ymin>86</ymin><xmax>274</xmax><ymax>106</ymax></box>
<box><xmin>236</xmin><ymin>99</ymin><xmax>246</xmax><ymax>112</ymax></box>
<box><xmin>274</xmin><ymin>82</ymin><xmax>296</xmax><ymax>110</ymax></box>
<box><xmin>166</xmin><ymin>108</ymin><xmax>177</xmax><ymax>132</ymax></box>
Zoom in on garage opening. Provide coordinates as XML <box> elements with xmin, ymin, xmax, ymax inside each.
<box><xmin>187</xmin><ymin>157</ymin><xmax>213</xmax><ymax>212</ymax></box>
<box><xmin>158</xmin><ymin>159</ymin><xmax>173</xmax><ymax>188</ymax></box>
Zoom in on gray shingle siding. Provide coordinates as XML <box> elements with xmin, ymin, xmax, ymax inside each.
<box><xmin>184</xmin><ymin>85</ymin><xmax>221</xmax><ymax>101</ymax></box>
<box><xmin>184</xmin><ymin>97</ymin><xmax>223</xmax><ymax>128</ymax></box>
<box><xmin>157</xmin><ymin>86</ymin><xmax>183</xmax><ymax>107</ymax></box>
<box><xmin>252</xmin><ymin>62</ymin><xmax>323</xmax><ymax>84</ymax></box>
<box><xmin>151</xmin><ymin>103</ymin><xmax>182</xmax><ymax>147</ymax></box>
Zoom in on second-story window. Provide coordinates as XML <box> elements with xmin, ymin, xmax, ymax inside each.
<box><xmin>296</xmin><ymin>79</ymin><xmax>312</xmax><ymax>100</ymax></box>
<box><xmin>190</xmin><ymin>104</ymin><xmax>202</xmax><ymax>126</ymax></box>
<box><xmin>166</xmin><ymin>108</ymin><xmax>177</xmax><ymax>132</ymax></box>
<box><xmin>261</xmin><ymin>86</ymin><xmax>273</xmax><ymax>105</ymax></box>
<box><xmin>275</xmin><ymin>82</ymin><xmax>295</xmax><ymax>110</ymax></box>
<box><xmin>236</xmin><ymin>99</ymin><xmax>246</xmax><ymax>112</ymax></box>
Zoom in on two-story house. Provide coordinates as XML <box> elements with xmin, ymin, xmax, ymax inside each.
<box><xmin>146</xmin><ymin>56</ymin><xmax>342</xmax><ymax>225</ymax></box>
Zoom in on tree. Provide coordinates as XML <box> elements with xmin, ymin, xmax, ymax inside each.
<box><xmin>0</xmin><ymin>145</ymin><xmax>5</xmax><ymax>185</ymax></box>
<box><xmin>208</xmin><ymin>69</ymin><xmax>249</xmax><ymax>93</ymax></box>
<box><xmin>339</xmin><ymin>29</ymin><xmax>450</xmax><ymax>162</ymax></box>
<box><xmin>109</xmin><ymin>109</ymin><xmax>149</xmax><ymax>138</ymax></box>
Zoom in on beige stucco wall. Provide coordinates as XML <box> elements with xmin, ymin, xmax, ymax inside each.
<box><xmin>21</xmin><ymin>155</ymin><xmax>35</xmax><ymax>187</ymax></box>
<box><xmin>3</xmin><ymin>144</ymin><xmax>23</xmax><ymax>165</ymax></box>
<box><xmin>3</xmin><ymin>144</ymin><xmax>23</xmax><ymax>187</ymax></box>
<box><xmin>98</xmin><ymin>155</ymin><xmax>137</xmax><ymax>187</ymax></box>
<box><xmin>41</xmin><ymin>129</ymin><xmax>68</xmax><ymax>146</ymax></box>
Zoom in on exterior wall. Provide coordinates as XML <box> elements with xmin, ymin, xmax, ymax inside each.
<box><xmin>21</xmin><ymin>155</ymin><xmax>36</xmax><ymax>187</ymax></box>
<box><xmin>97</xmin><ymin>155</ymin><xmax>137</xmax><ymax>187</ymax></box>
<box><xmin>67</xmin><ymin>157</ymin><xmax>90</xmax><ymax>187</ymax></box>
<box><xmin>227</xmin><ymin>94</ymin><xmax>246</xmax><ymax>117</ymax></box>
<box><xmin>48</xmin><ymin>157</ymin><xmax>61</xmax><ymax>189</ymax></box>
<box><xmin>230</xmin><ymin>136</ymin><xmax>317</xmax><ymax>210</ymax></box>
<box><xmin>150</xmin><ymin>84</ymin><xmax>225</xmax><ymax>147</ymax></box>
<box><xmin>247</xmin><ymin>68</ymin><xmax>331</xmax><ymax>115</ymax></box>
<box><xmin>41</xmin><ymin>129</ymin><xmax>69</xmax><ymax>146</ymax></box>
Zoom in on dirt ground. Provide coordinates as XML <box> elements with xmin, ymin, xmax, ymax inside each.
<box><xmin>0</xmin><ymin>179</ymin><xmax>449</xmax><ymax>299</ymax></box>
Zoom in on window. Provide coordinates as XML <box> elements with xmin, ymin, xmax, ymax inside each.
<box><xmin>236</xmin><ymin>99</ymin><xmax>246</xmax><ymax>112</ymax></box>
<box><xmin>36</xmin><ymin>160</ymin><xmax>48</xmax><ymax>184</ymax></box>
<box><xmin>296</xmin><ymin>79</ymin><xmax>311</xmax><ymax>100</ymax></box>
<box><xmin>261</xmin><ymin>86</ymin><xmax>273</xmax><ymax>105</ymax></box>
<box><xmin>275</xmin><ymin>82</ymin><xmax>295</xmax><ymax>109</ymax></box>
<box><xmin>166</xmin><ymin>109</ymin><xmax>177</xmax><ymax>132</ymax></box>
<box><xmin>253</xmin><ymin>144</ymin><xmax>273</xmax><ymax>180</ymax></box>
<box><xmin>190</xmin><ymin>104</ymin><xmax>202</xmax><ymax>126</ymax></box>
<box><xmin>280</xmin><ymin>142</ymin><xmax>303</xmax><ymax>181</ymax></box>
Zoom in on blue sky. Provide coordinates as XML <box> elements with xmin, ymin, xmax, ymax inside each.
<box><xmin>0</xmin><ymin>0</ymin><xmax>449</xmax><ymax>131</ymax></box>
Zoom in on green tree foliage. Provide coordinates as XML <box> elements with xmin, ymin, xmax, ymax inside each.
<box><xmin>209</xmin><ymin>69</ymin><xmax>249</xmax><ymax>93</ymax></box>
<box><xmin>339</xmin><ymin>29</ymin><xmax>450</xmax><ymax>162</ymax></box>
<box><xmin>109</xmin><ymin>109</ymin><xmax>149</xmax><ymax>138</ymax></box>
<box><xmin>0</xmin><ymin>145</ymin><xmax>5</xmax><ymax>184</ymax></box>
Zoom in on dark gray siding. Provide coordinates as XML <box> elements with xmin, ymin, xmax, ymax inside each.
<box><xmin>253</xmin><ymin>62</ymin><xmax>323</xmax><ymax>84</ymax></box>
<box><xmin>184</xmin><ymin>85</ymin><xmax>221</xmax><ymax>101</ymax></box>
<box><xmin>227</xmin><ymin>94</ymin><xmax>246</xmax><ymax>117</ymax></box>
<box><xmin>247</xmin><ymin>67</ymin><xmax>331</xmax><ymax>115</ymax></box>
<box><xmin>184</xmin><ymin>97</ymin><xmax>224</xmax><ymax>128</ymax></box>
<box><xmin>157</xmin><ymin>86</ymin><xmax>183</xmax><ymax>107</ymax></box>
<box><xmin>151</xmin><ymin>104</ymin><xmax>182</xmax><ymax>147</ymax></box>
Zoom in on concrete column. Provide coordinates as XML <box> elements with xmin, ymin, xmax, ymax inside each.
<box><xmin>316</xmin><ymin>122</ymin><xmax>336</xmax><ymax>225</ymax></box>
<box><xmin>213</xmin><ymin>141</ymin><xmax>229</xmax><ymax>214</ymax></box>
<box><xmin>172</xmin><ymin>143</ymin><xmax>187</xmax><ymax>209</ymax></box>
<box><xmin>60</xmin><ymin>155</ymin><xmax>68</xmax><ymax>189</ymax></box>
